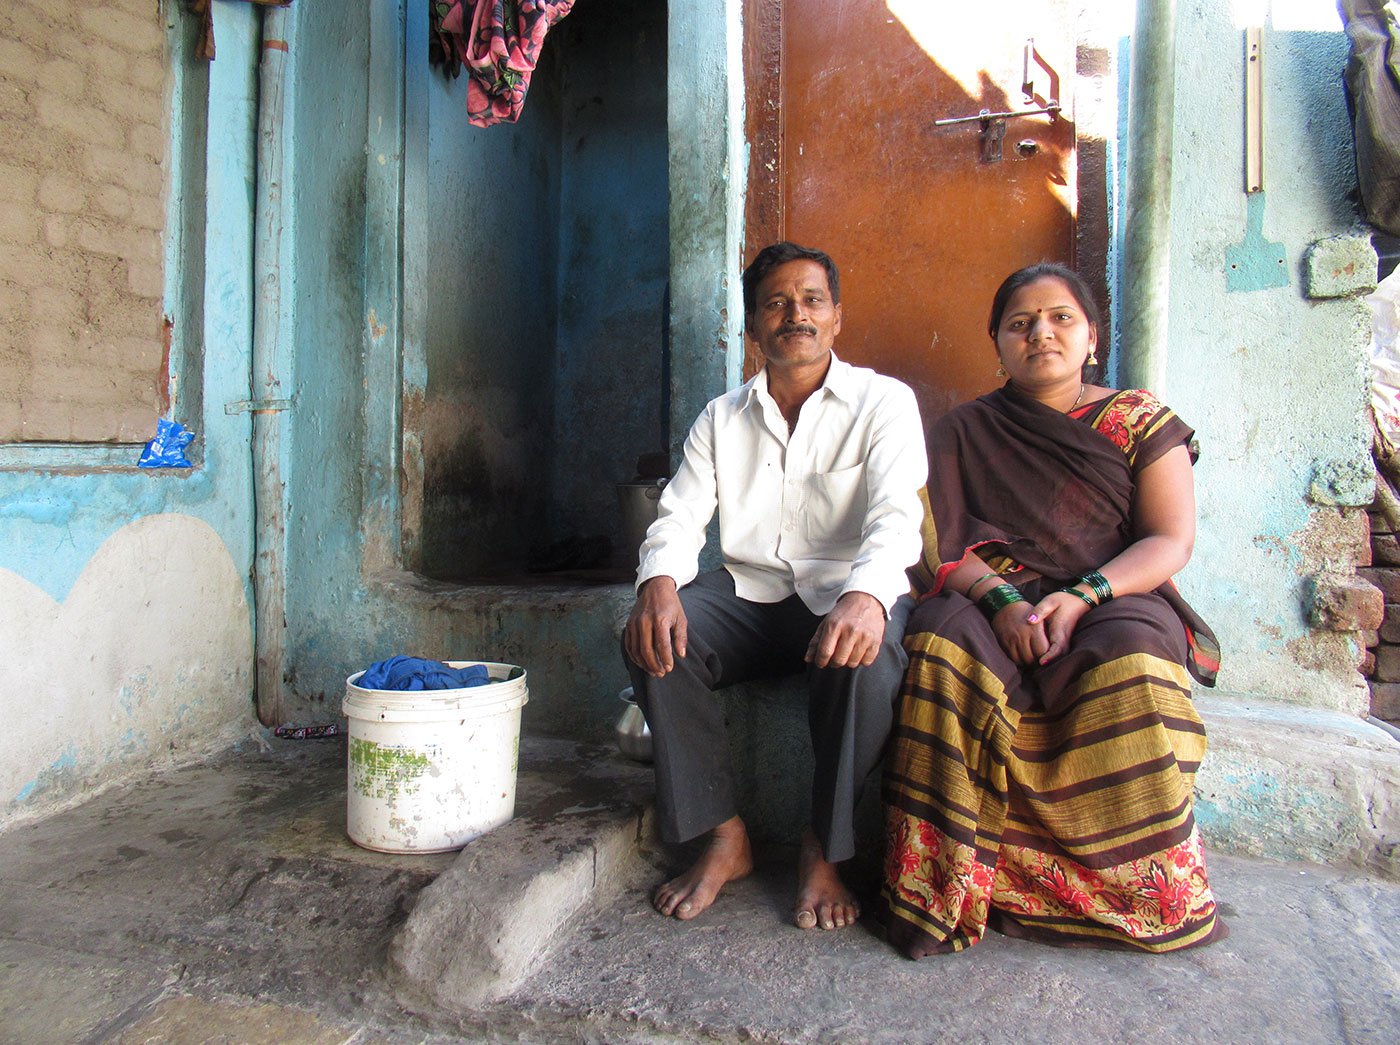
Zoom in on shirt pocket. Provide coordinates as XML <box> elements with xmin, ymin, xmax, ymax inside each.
<box><xmin>804</xmin><ymin>464</ymin><xmax>867</xmax><ymax>547</ymax></box>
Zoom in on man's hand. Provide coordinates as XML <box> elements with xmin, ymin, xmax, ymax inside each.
<box><xmin>805</xmin><ymin>591</ymin><xmax>885</xmax><ymax>669</ymax></box>
<box><xmin>624</xmin><ymin>577</ymin><xmax>688</xmax><ymax>678</ymax></box>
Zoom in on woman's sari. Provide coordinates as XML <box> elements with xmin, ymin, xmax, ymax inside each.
<box><xmin>881</xmin><ymin>384</ymin><xmax>1224</xmax><ymax>955</ymax></box>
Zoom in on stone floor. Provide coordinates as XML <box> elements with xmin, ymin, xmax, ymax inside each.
<box><xmin>1</xmin><ymin>735</ymin><xmax>1398</xmax><ymax>1043</ymax></box>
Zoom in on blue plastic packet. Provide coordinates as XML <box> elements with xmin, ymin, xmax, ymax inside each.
<box><xmin>138</xmin><ymin>418</ymin><xmax>195</xmax><ymax>468</ymax></box>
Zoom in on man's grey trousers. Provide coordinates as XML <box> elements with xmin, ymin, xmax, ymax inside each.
<box><xmin>624</xmin><ymin>569</ymin><xmax>912</xmax><ymax>863</ymax></box>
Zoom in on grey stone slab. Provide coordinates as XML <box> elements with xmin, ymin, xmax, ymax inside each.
<box><xmin>387</xmin><ymin>741</ymin><xmax>654</xmax><ymax>1015</ymax></box>
<box><xmin>511</xmin><ymin>848</ymin><xmax>1400</xmax><ymax>1044</ymax></box>
<box><xmin>0</xmin><ymin>938</ymin><xmax>178</xmax><ymax>1045</ymax></box>
<box><xmin>2</xmin><ymin>730</ymin><xmax>1397</xmax><ymax>1043</ymax></box>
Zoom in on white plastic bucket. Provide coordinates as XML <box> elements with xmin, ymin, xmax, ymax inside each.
<box><xmin>342</xmin><ymin>661</ymin><xmax>529</xmax><ymax>854</ymax></box>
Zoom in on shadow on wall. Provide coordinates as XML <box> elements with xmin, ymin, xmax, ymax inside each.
<box><xmin>414</xmin><ymin>0</ymin><xmax>669</xmax><ymax>584</ymax></box>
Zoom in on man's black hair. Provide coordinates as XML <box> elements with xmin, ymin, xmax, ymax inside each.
<box><xmin>741</xmin><ymin>242</ymin><xmax>841</xmax><ymax>317</ymax></box>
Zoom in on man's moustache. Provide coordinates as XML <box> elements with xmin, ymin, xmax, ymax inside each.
<box><xmin>780</xmin><ymin>325</ymin><xmax>818</xmax><ymax>336</ymax></box>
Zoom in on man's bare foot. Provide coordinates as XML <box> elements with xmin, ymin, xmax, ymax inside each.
<box><xmin>793</xmin><ymin>829</ymin><xmax>860</xmax><ymax>930</ymax></box>
<box><xmin>653</xmin><ymin>816</ymin><xmax>754</xmax><ymax>921</ymax></box>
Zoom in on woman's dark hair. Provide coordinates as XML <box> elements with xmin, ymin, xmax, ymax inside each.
<box><xmin>987</xmin><ymin>262</ymin><xmax>1102</xmax><ymax>339</ymax></box>
<box><xmin>742</xmin><ymin>241</ymin><xmax>841</xmax><ymax>317</ymax></box>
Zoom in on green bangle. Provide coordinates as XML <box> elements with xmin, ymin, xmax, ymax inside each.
<box><xmin>968</xmin><ymin>571</ymin><xmax>1001</xmax><ymax>596</ymax></box>
<box><xmin>977</xmin><ymin>583</ymin><xmax>1026</xmax><ymax>619</ymax></box>
<box><xmin>1080</xmin><ymin>570</ymin><xmax>1113</xmax><ymax>603</ymax></box>
<box><xmin>1061</xmin><ymin>585</ymin><xmax>1097</xmax><ymax>609</ymax></box>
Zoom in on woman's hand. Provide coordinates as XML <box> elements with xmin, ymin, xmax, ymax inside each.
<box><xmin>1032</xmin><ymin>591</ymin><xmax>1094</xmax><ymax>664</ymax></box>
<box><xmin>991</xmin><ymin>601</ymin><xmax>1049</xmax><ymax>665</ymax></box>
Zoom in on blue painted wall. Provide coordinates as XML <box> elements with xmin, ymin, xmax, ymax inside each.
<box><xmin>278</xmin><ymin>0</ymin><xmax>666</xmax><ymax>739</ymax></box>
<box><xmin>415</xmin><ymin>38</ymin><xmax>561</xmax><ymax>580</ymax></box>
<box><xmin>548</xmin><ymin>0</ymin><xmax>670</xmax><ymax>561</ymax></box>
<box><xmin>0</xmin><ymin>6</ymin><xmax>260</xmax><ymax>822</ymax></box>
<box><xmin>405</xmin><ymin>0</ymin><xmax>669</xmax><ymax>579</ymax></box>
<box><xmin>1150</xmin><ymin>2</ymin><xmax>1372</xmax><ymax>713</ymax></box>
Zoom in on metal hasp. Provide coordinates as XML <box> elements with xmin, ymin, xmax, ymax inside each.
<box><xmin>934</xmin><ymin>103</ymin><xmax>1060</xmax><ymax>163</ymax></box>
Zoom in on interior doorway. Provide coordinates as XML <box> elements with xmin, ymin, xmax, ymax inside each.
<box><xmin>403</xmin><ymin>0</ymin><xmax>669</xmax><ymax>583</ymax></box>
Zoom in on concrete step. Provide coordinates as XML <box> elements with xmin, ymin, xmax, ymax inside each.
<box><xmin>386</xmin><ymin>735</ymin><xmax>655</xmax><ymax>1015</ymax></box>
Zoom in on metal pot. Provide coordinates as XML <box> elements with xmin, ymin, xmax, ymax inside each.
<box><xmin>614</xmin><ymin>686</ymin><xmax>652</xmax><ymax>762</ymax></box>
<box><xmin>616</xmin><ymin>479</ymin><xmax>667</xmax><ymax>568</ymax></box>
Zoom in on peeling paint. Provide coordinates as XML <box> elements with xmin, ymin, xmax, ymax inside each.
<box><xmin>349</xmin><ymin>736</ymin><xmax>433</xmax><ymax>800</ymax></box>
<box><xmin>367</xmin><ymin>307</ymin><xmax>388</xmax><ymax>340</ymax></box>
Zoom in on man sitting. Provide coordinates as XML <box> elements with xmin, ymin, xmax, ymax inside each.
<box><xmin>623</xmin><ymin>241</ymin><xmax>926</xmax><ymax>929</ymax></box>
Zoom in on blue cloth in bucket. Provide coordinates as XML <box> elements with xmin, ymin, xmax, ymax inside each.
<box><xmin>357</xmin><ymin>656</ymin><xmax>491</xmax><ymax>691</ymax></box>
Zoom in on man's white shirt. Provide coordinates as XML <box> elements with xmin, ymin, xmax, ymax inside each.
<box><xmin>636</xmin><ymin>353</ymin><xmax>928</xmax><ymax>616</ymax></box>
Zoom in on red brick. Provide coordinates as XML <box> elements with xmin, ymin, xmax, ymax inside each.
<box><xmin>82</xmin><ymin>146</ymin><xmax>161</xmax><ymax>194</ymax></box>
<box><xmin>1363</xmin><ymin>629</ymin><xmax>1380</xmax><ymax>649</ymax></box>
<box><xmin>1374</xmin><ymin>645</ymin><xmax>1400</xmax><ymax>682</ymax></box>
<box><xmin>0</xmin><ymin>163</ymin><xmax>38</xmax><ymax>205</ymax></box>
<box><xmin>1361</xmin><ymin>567</ymin><xmax>1400</xmax><ymax>603</ymax></box>
<box><xmin>1382</xmin><ymin>608</ymin><xmax>1400</xmax><ymax>644</ymax></box>
<box><xmin>1374</xmin><ymin>534</ymin><xmax>1400</xmax><ymax>566</ymax></box>
<box><xmin>1361</xmin><ymin>650</ymin><xmax>1376</xmax><ymax>676</ymax></box>
<box><xmin>0</xmin><ymin>200</ymin><xmax>38</xmax><ymax>247</ymax></box>
<box><xmin>1311</xmin><ymin>575</ymin><xmax>1385</xmax><ymax>631</ymax></box>
<box><xmin>1370</xmin><ymin>682</ymin><xmax>1400</xmax><ymax>721</ymax></box>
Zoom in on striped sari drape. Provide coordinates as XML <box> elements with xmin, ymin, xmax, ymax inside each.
<box><xmin>881</xmin><ymin>590</ymin><xmax>1220</xmax><ymax>954</ymax></box>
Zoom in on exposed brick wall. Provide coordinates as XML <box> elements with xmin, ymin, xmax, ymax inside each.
<box><xmin>0</xmin><ymin>0</ymin><xmax>171</xmax><ymax>443</ymax></box>
<box><xmin>1364</xmin><ymin>505</ymin><xmax>1400</xmax><ymax>725</ymax></box>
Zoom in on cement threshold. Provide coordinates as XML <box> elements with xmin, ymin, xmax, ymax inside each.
<box><xmin>0</xmin><ymin>735</ymin><xmax>1397</xmax><ymax>1043</ymax></box>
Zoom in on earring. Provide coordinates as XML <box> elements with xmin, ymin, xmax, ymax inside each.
<box><xmin>1086</xmin><ymin>350</ymin><xmax>1099</xmax><ymax>366</ymax></box>
<box><xmin>995</xmin><ymin>364</ymin><xmax>1006</xmax><ymax>377</ymax></box>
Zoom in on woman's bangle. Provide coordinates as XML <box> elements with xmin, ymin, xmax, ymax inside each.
<box><xmin>1079</xmin><ymin>570</ymin><xmax>1113</xmax><ymax>604</ymax></box>
<box><xmin>968</xmin><ymin>571</ymin><xmax>1001</xmax><ymax>597</ymax></box>
<box><xmin>1061</xmin><ymin>585</ymin><xmax>1097</xmax><ymax>609</ymax></box>
<box><xmin>977</xmin><ymin>583</ymin><xmax>1026</xmax><ymax>619</ymax></box>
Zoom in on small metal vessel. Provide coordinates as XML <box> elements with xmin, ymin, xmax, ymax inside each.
<box><xmin>614</xmin><ymin>686</ymin><xmax>652</xmax><ymax>762</ymax></box>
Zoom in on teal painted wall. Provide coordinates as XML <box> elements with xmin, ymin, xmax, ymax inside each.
<box><xmin>281</xmin><ymin>0</ymin><xmax>373</xmax><ymax>710</ymax></box>
<box><xmin>278</xmin><ymin>0</ymin><xmax>735</xmax><ymax>745</ymax></box>
<box><xmin>549</xmin><ymin>0</ymin><xmax>671</xmax><ymax>565</ymax></box>
<box><xmin>279</xmin><ymin>1</ymin><xmax>673</xmax><ymax>739</ymax></box>
<box><xmin>405</xmin><ymin>0</ymin><xmax>669</xmax><ymax>580</ymax></box>
<box><xmin>0</xmin><ymin>6</ymin><xmax>260</xmax><ymax>823</ymax></box>
<box><xmin>415</xmin><ymin>33</ymin><xmax>561</xmax><ymax>580</ymax></box>
<box><xmin>1151</xmin><ymin>2</ymin><xmax>1371</xmax><ymax>713</ymax></box>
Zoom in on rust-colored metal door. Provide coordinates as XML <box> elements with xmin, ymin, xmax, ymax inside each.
<box><xmin>745</xmin><ymin>0</ymin><xmax>1091</xmax><ymax>424</ymax></box>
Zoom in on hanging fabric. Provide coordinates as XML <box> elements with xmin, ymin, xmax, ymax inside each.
<box><xmin>187</xmin><ymin>0</ymin><xmax>293</xmax><ymax>61</ymax></box>
<box><xmin>429</xmin><ymin>0</ymin><xmax>576</xmax><ymax>127</ymax></box>
<box><xmin>1341</xmin><ymin>0</ymin><xmax>1400</xmax><ymax>236</ymax></box>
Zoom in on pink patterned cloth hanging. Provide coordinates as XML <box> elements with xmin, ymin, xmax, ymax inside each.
<box><xmin>431</xmin><ymin>0</ymin><xmax>576</xmax><ymax>128</ymax></box>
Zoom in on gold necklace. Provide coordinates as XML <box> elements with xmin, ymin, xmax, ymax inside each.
<box><xmin>1070</xmin><ymin>383</ymin><xmax>1085</xmax><ymax>411</ymax></box>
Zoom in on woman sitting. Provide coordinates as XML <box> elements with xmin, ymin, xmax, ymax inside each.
<box><xmin>881</xmin><ymin>263</ymin><xmax>1224</xmax><ymax>956</ymax></box>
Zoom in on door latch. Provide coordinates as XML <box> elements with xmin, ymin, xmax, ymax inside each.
<box><xmin>934</xmin><ymin>103</ymin><xmax>1060</xmax><ymax>163</ymax></box>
